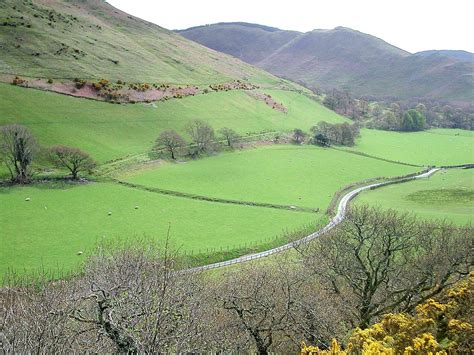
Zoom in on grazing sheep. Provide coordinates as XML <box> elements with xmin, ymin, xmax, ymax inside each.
<box><xmin>25</xmin><ymin>197</ymin><xmax>30</xmax><ymax>201</ymax></box>
<box><xmin>77</xmin><ymin>251</ymin><xmax>83</xmax><ymax>255</ymax></box>
<box><xmin>108</xmin><ymin>211</ymin><xmax>112</xmax><ymax>215</ymax></box>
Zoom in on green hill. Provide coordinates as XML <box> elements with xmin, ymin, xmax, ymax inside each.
<box><xmin>0</xmin><ymin>83</ymin><xmax>346</xmax><ymax>165</ymax></box>
<box><xmin>0</xmin><ymin>1</ymin><xmax>278</xmax><ymax>85</ymax></box>
<box><xmin>178</xmin><ymin>23</ymin><xmax>474</xmax><ymax>105</ymax></box>
<box><xmin>415</xmin><ymin>50</ymin><xmax>474</xmax><ymax>63</ymax></box>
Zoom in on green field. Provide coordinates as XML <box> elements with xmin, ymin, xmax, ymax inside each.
<box><xmin>124</xmin><ymin>145</ymin><xmax>420</xmax><ymax>210</ymax></box>
<box><xmin>0</xmin><ymin>181</ymin><xmax>319</xmax><ymax>277</ymax></box>
<box><xmin>0</xmin><ymin>144</ymin><xmax>423</xmax><ymax>277</ymax></box>
<box><xmin>346</xmin><ymin>128</ymin><xmax>474</xmax><ymax>166</ymax></box>
<box><xmin>356</xmin><ymin>168</ymin><xmax>474</xmax><ymax>224</ymax></box>
<box><xmin>0</xmin><ymin>83</ymin><xmax>346</xmax><ymax>166</ymax></box>
<box><xmin>1</xmin><ymin>78</ymin><xmax>473</xmax><ymax>278</ymax></box>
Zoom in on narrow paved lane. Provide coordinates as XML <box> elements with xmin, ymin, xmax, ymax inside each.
<box><xmin>183</xmin><ymin>168</ymin><xmax>440</xmax><ymax>272</ymax></box>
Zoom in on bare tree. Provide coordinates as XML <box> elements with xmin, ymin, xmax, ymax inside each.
<box><xmin>216</xmin><ymin>261</ymin><xmax>305</xmax><ymax>354</ymax></box>
<box><xmin>292</xmin><ymin>128</ymin><xmax>306</xmax><ymax>144</ymax></box>
<box><xmin>155</xmin><ymin>130</ymin><xmax>185</xmax><ymax>159</ymax></box>
<box><xmin>49</xmin><ymin>145</ymin><xmax>96</xmax><ymax>180</ymax></box>
<box><xmin>298</xmin><ymin>205</ymin><xmax>473</xmax><ymax>328</ymax></box>
<box><xmin>0</xmin><ymin>243</ymin><xmax>204</xmax><ymax>353</ymax></box>
<box><xmin>0</xmin><ymin>124</ymin><xmax>37</xmax><ymax>183</ymax></box>
<box><xmin>218</xmin><ymin>127</ymin><xmax>240</xmax><ymax>148</ymax></box>
<box><xmin>185</xmin><ymin>120</ymin><xmax>215</xmax><ymax>155</ymax></box>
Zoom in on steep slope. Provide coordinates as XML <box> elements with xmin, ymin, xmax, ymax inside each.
<box><xmin>0</xmin><ymin>0</ymin><xmax>278</xmax><ymax>85</ymax></box>
<box><xmin>179</xmin><ymin>23</ymin><xmax>474</xmax><ymax>105</ymax></box>
<box><xmin>177</xmin><ymin>22</ymin><xmax>300</xmax><ymax>64</ymax></box>
<box><xmin>415</xmin><ymin>50</ymin><xmax>474</xmax><ymax>63</ymax></box>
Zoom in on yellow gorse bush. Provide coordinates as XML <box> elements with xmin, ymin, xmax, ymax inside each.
<box><xmin>301</xmin><ymin>272</ymin><xmax>473</xmax><ymax>354</ymax></box>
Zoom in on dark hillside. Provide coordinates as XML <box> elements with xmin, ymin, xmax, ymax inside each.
<box><xmin>179</xmin><ymin>23</ymin><xmax>474</xmax><ymax>105</ymax></box>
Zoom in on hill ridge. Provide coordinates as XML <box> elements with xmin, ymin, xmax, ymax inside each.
<box><xmin>178</xmin><ymin>23</ymin><xmax>474</xmax><ymax>105</ymax></box>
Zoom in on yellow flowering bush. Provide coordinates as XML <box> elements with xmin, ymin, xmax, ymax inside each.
<box><xmin>301</xmin><ymin>273</ymin><xmax>473</xmax><ymax>354</ymax></box>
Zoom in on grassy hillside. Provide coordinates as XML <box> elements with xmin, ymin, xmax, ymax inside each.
<box><xmin>0</xmin><ymin>83</ymin><xmax>346</xmax><ymax>165</ymax></box>
<box><xmin>356</xmin><ymin>168</ymin><xmax>474</xmax><ymax>224</ymax></box>
<box><xmin>0</xmin><ymin>0</ymin><xmax>279</xmax><ymax>85</ymax></box>
<box><xmin>0</xmin><ymin>182</ymin><xmax>318</xmax><ymax>276</ymax></box>
<box><xmin>178</xmin><ymin>23</ymin><xmax>300</xmax><ymax>64</ymax></box>
<box><xmin>415</xmin><ymin>50</ymin><xmax>474</xmax><ymax>63</ymax></box>
<box><xmin>179</xmin><ymin>23</ymin><xmax>474</xmax><ymax>104</ymax></box>
<box><xmin>345</xmin><ymin>129</ymin><xmax>474</xmax><ymax>166</ymax></box>
<box><xmin>124</xmin><ymin>145</ymin><xmax>419</xmax><ymax>210</ymax></box>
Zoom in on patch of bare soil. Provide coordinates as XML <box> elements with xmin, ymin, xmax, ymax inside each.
<box><xmin>2</xmin><ymin>75</ymin><xmax>260</xmax><ymax>105</ymax></box>
<box><xmin>246</xmin><ymin>91</ymin><xmax>288</xmax><ymax>113</ymax></box>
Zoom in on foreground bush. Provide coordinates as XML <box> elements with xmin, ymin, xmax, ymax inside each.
<box><xmin>1</xmin><ymin>207</ymin><xmax>472</xmax><ymax>353</ymax></box>
<box><xmin>0</xmin><ymin>245</ymin><xmax>204</xmax><ymax>353</ymax></box>
<box><xmin>302</xmin><ymin>273</ymin><xmax>474</xmax><ymax>354</ymax></box>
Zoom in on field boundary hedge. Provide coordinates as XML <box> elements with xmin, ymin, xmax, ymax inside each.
<box><xmin>331</xmin><ymin>146</ymin><xmax>423</xmax><ymax>167</ymax></box>
<box><xmin>115</xmin><ymin>180</ymin><xmax>318</xmax><ymax>213</ymax></box>
<box><xmin>182</xmin><ymin>168</ymin><xmax>441</xmax><ymax>273</ymax></box>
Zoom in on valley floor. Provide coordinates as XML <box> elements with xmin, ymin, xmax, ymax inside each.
<box><xmin>1</xmin><ymin>84</ymin><xmax>473</xmax><ymax>278</ymax></box>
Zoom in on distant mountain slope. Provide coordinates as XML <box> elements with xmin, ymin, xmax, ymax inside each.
<box><xmin>0</xmin><ymin>1</ymin><xmax>279</xmax><ymax>85</ymax></box>
<box><xmin>179</xmin><ymin>23</ymin><xmax>474</xmax><ymax>105</ymax></box>
<box><xmin>415</xmin><ymin>50</ymin><xmax>474</xmax><ymax>63</ymax></box>
<box><xmin>177</xmin><ymin>22</ymin><xmax>300</xmax><ymax>64</ymax></box>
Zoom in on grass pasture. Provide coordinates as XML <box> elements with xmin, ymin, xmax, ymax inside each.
<box><xmin>124</xmin><ymin>145</ymin><xmax>420</xmax><ymax>211</ymax></box>
<box><xmin>0</xmin><ymin>83</ymin><xmax>346</xmax><ymax>166</ymax></box>
<box><xmin>347</xmin><ymin>128</ymin><xmax>474</xmax><ymax>166</ymax></box>
<box><xmin>355</xmin><ymin>168</ymin><xmax>474</xmax><ymax>224</ymax></box>
<box><xmin>0</xmin><ymin>181</ymin><xmax>319</xmax><ymax>277</ymax></box>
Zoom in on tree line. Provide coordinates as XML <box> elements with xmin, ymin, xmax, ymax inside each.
<box><xmin>0</xmin><ymin>122</ymin><xmax>243</xmax><ymax>184</ymax></box>
<box><xmin>156</xmin><ymin>120</ymin><xmax>241</xmax><ymax>160</ymax></box>
<box><xmin>321</xmin><ymin>88</ymin><xmax>473</xmax><ymax>131</ymax></box>
<box><xmin>292</xmin><ymin>121</ymin><xmax>360</xmax><ymax>147</ymax></box>
<box><xmin>1</xmin><ymin>205</ymin><xmax>471</xmax><ymax>353</ymax></box>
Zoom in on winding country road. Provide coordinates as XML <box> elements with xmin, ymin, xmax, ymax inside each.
<box><xmin>184</xmin><ymin>167</ymin><xmax>441</xmax><ymax>272</ymax></box>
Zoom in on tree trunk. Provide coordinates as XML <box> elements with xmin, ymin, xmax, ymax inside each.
<box><xmin>253</xmin><ymin>332</ymin><xmax>269</xmax><ymax>355</ymax></box>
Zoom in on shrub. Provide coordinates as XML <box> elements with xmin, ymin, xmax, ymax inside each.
<box><xmin>73</xmin><ymin>78</ymin><xmax>86</xmax><ymax>89</ymax></box>
<box><xmin>12</xmin><ymin>76</ymin><xmax>27</xmax><ymax>86</ymax></box>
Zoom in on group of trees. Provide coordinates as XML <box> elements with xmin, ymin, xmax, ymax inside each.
<box><xmin>2</xmin><ymin>206</ymin><xmax>471</xmax><ymax>353</ymax></box>
<box><xmin>320</xmin><ymin>87</ymin><xmax>473</xmax><ymax>131</ymax></box>
<box><xmin>322</xmin><ymin>89</ymin><xmax>369</xmax><ymax>120</ymax></box>
<box><xmin>400</xmin><ymin>109</ymin><xmax>426</xmax><ymax>131</ymax></box>
<box><xmin>310</xmin><ymin>121</ymin><xmax>360</xmax><ymax>146</ymax></box>
<box><xmin>156</xmin><ymin>120</ymin><xmax>240</xmax><ymax>160</ymax></box>
<box><xmin>370</xmin><ymin>103</ymin><xmax>427</xmax><ymax>131</ymax></box>
<box><xmin>368</xmin><ymin>100</ymin><xmax>473</xmax><ymax>131</ymax></box>
<box><xmin>291</xmin><ymin>122</ymin><xmax>360</xmax><ymax>147</ymax></box>
<box><xmin>0</xmin><ymin>124</ymin><xmax>95</xmax><ymax>183</ymax></box>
